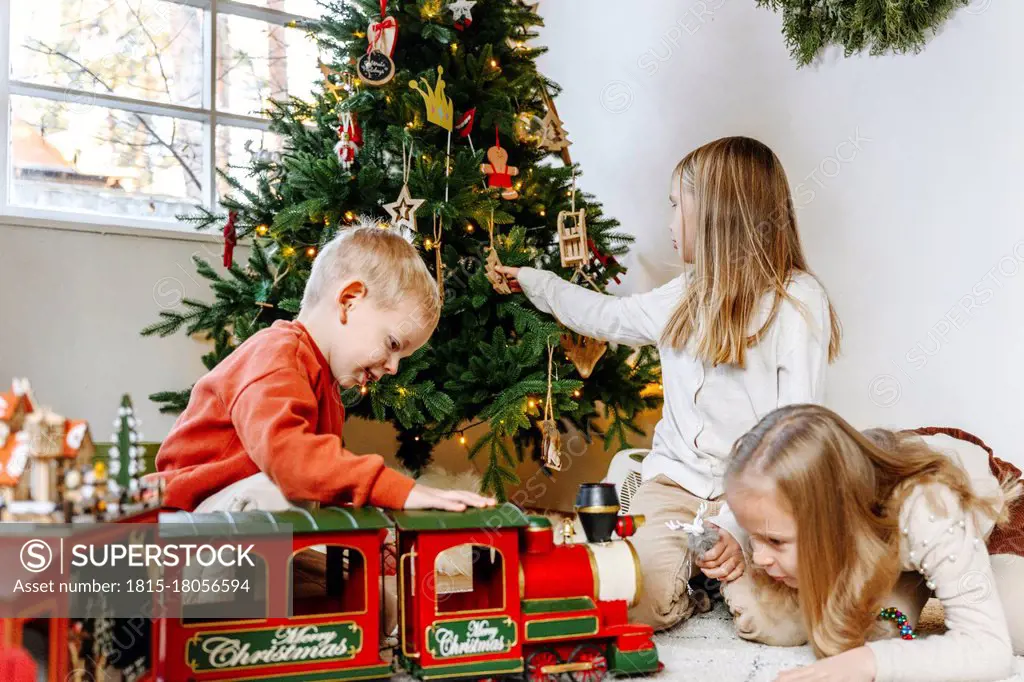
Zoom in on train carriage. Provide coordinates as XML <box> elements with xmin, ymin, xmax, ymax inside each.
<box><xmin>157</xmin><ymin>506</ymin><xmax>394</xmax><ymax>682</ymax></box>
<box><xmin>393</xmin><ymin>505</ymin><xmax>528</xmax><ymax>680</ymax></box>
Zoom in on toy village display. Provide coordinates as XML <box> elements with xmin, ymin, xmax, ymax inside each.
<box><xmin>1</xmin><ymin>470</ymin><xmax>662</xmax><ymax>681</ymax></box>
<box><xmin>0</xmin><ymin>383</ymin><xmax>160</xmax><ymax>523</ymax></box>
<box><xmin>0</xmin><ymin>382</ymin><xmax>164</xmax><ymax>682</ymax></box>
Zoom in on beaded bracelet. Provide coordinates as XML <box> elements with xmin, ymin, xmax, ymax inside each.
<box><xmin>878</xmin><ymin>607</ymin><xmax>918</xmax><ymax>640</ymax></box>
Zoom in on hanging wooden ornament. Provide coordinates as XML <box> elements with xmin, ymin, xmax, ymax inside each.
<box><xmin>447</xmin><ymin>0</ymin><xmax>476</xmax><ymax>30</ymax></box>
<box><xmin>358</xmin><ymin>0</ymin><xmax>397</xmax><ymax>85</ymax></box>
<box><xmin>560</xmin><ymin>333</ymin><xmax>607</xmax><ymax>379</ymax></box>
<box><xmin>383</xmin><ymin>140</ymin><xmax>425</xmax><ymax>232</ymax></box>
<box><xmin>538</xmin><ymin>87</ymin><xmax>571</xmax><ymax>155</ymax></box>
<box><xmin>557</xmin><ymin>210</ymin><xmax>587</xmax><ymax>267</ymax></box>
<box><xmin>485</xmin><ymin>210</ymin><xmax>512</xmax><ymax>294</ymax></box>
<box><xmin>539</xmin><ymin>342</ymin><xmax>562</xmax><ymax>472</ymax></box>
<box><xmin>481</xmin><ymin>128</ymin><xmax>519</xmax><ymax>200</ymax></box>
<box><xmin>557</xmin><ymin>171</ymin><xmax>587</xmax><ymax>267</ymax></box>
<box><xmin>318</xmin><ymin>62</ymin><xmax>346</xmax><ymax>101</ymax></box>
<box><xmin>486</xmin><ymin>249</ymin><xmax>511</xmax><ymax>294</ymax></box>
<box><xmin>538</xmin><ymin>84</ymin><xmax>573</xmax><ymax>165</ymax></box>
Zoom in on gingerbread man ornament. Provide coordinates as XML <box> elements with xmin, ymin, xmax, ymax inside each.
<box><xmin>481</xmin><ymin>129</ymin><xmax>519</xmax><ymax>200</ymax></box>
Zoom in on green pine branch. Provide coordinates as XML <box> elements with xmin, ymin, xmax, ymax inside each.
<box><xmin>757</xmin><ymin>0</ymin><xmax>972</xmax><ymax>67</ymax></box>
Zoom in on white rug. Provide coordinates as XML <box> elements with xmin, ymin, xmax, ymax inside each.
<box><xmin>388</xmin><ymin>594</ymin><xmax>1022</xmax><ymax>680</ymax></box>
<box><xmin>655</xmin><ymin>601</ymin><xmax>1024</xmax><ymax>681</ymax></box>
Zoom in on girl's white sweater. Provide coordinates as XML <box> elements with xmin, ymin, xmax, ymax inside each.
<box><xmin>517</xmin><ymin>266</ymin><xmax>833</xmax><ymax>498</ymax></box>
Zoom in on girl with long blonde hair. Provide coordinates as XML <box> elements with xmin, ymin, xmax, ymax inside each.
<box><xmin>720</xmin><ymin>404</ymin><xmax>1024</xmax><ymax>682</ymax></box>
<box><xmin>497</xmin><ymin>136</ymin><xmax>841</xmax><ymax>631</ymax></box>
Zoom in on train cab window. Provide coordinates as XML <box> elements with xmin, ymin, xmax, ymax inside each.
<box><xmin>182</xmin><ymin>552</ymin><xmax>268</xmax><ymax>625</ymax></box>
<box><xmin>290</xmin><ymin>546</ymin><xmax>366</xmax><ymax>617</ymax></box>
<box><xmin>434</xmin><ymin>544</ymin><xmax>504</xmax><ymax>614</ymax></box>
<box><xmin>22</xmin><ymin>618</ymin><xmax>51</xmax><ymax>679</ymax></box>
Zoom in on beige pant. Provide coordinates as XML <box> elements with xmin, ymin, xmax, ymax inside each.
<box><xmin>194</xmin><ymin>472</ymin><xmax>292</xmax><ymax>513</ymax></box>
<box><xmin>721</xmin><ymin>552</ymin><xmax>1024</xmax><ymax>653</ymax></box>
<box><xmin>627</xmin><ymin>475</ymin><xmax>725</xmax><ymax>630</ymax></box>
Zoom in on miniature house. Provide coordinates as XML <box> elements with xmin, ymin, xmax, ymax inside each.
<box><xmin>0</xmin><ymin>379</ymin><xmax>35</xmax><ymax>505</ymax></box>
<box><xmin>0</xmin><ymin>379</ymin><xmax>95</xmax><ymax>509</ymax></box>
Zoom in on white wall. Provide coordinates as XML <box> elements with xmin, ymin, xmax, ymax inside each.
<box><xmin>536</xmin><ymin>0</ymin><xmax>1024</xmax><ymax>466</ymax></box>
<box><xmin>0</xmin><ymin>222</ymin><xmax>227</xmax><ymax>440</ymax></box>
<box><xmin>1</xmin><ymin>0</ymin><xmax>1021</xmax><ymax>499</ymax></box>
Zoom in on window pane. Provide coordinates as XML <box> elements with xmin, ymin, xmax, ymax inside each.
<box><xmin>434</xmin><ymin>544</ymin><xmax>505</xmax><ymax>614</ymax></box>
<box><xmin>290</xmin><ymin>546</ymin><xmax>367</xmax><ymax>617</ymax></box>
<box><xmin>217</xmin><ymin>13</ymin><xmax>321</xmax><ymax>117</ymax></box>
<box><xmin>10</xmin><ymin>96</ymin><xmax>204</xmax><ymax>220</ymax></box>
<box><xmin>229</xmin><ymin>0</ymin><xmax>326</xmax><ymax>18</ymax></box>
<box><xmin>10</xmin><ymin>0</ymin><xmax>205</xmax><ymax>108</ymax></box>
<box><xmin>216</xmin><ymin>125</ymin><xmax>285</xmax><ymax>203</ymax></box>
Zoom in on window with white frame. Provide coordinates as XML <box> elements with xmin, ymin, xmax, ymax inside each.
<box><xmin>0</xmin><ymin>0</ymin><xmax>324</xmax><ymax>230</ymax></box>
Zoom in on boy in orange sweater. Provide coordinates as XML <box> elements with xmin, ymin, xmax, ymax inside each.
<box><xmin>156</xmin><ymin>224</ymin><xmax>494</xmax><ymax>513</ymax></box>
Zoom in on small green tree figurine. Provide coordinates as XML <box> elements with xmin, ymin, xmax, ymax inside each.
<box><xmin>108</xmin><ymin>395</ymin><xmax>145</xmax><ymax>500</ymax></box>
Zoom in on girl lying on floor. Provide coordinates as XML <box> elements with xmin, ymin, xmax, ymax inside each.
<box><xmin>708</xmin><ymin>404</ymin><xmax>1024</xmax><ymax>682</ymax></box>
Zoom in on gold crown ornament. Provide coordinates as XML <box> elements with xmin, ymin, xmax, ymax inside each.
<box><xmin>409</xmin><ymin>66</ymin><xmax>454</xmax><ymax>131</ymax></box>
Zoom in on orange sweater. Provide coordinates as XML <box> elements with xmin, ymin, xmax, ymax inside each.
<box><xmin>156</xmin><ymin>320</ymin><xmax>415</xmax><ymax>511</ymax></box>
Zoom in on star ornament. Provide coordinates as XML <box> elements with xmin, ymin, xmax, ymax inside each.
<box><xmin>383</xmin><ymin>183</ymin><xmax>426</xmax><ymax>232</ymax></box>
<box><xmin>447</xmin><ymin>0</ymin><xmax>476</xmax><ymax>28</ymax></box>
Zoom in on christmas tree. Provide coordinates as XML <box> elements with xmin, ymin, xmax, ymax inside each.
<box><xmin>143</xmin><ymin>0</ymin><xmax>661</xmax><ymax>499</ymax></box>
<box><xmin>108</xmin><ymin>394</ymin><xmax>145</xmax><ymax>499</ymax></box>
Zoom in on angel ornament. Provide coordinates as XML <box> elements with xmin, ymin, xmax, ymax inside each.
<box><xmin>666</xmin><ymin>501</ymin><xmax>720</xmax><ymax>598</ymax></box>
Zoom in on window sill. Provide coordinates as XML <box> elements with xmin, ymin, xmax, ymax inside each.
<box><xmin>0</xmin><ymin>209</ymin><xmax>223</xmax><ymax>244</ymax></box>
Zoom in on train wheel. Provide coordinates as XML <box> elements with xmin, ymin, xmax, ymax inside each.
<box><xmin>524</xmin><ymin>648</ymin><xmax>561</xmax><ymax>682</ymax></box>
<box><xmin>568</xmin><ymin>644</ymin><xmax>608</xmax><ymax>682</ymax></box>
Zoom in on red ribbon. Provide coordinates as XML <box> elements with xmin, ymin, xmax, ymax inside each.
<box><xmin>368</xmin><ymin>1</ymin><xmax>397</xmax><ymax>57</ymax></box>
<box><xmin>588</xmin><ymin>238</ymin><xmax>622</xmax><ymax>284</ymax></box>
<box><xmin>223</xmin><ymin>211</ymin><xmax>238</xmax><ymax>268</ymax></box>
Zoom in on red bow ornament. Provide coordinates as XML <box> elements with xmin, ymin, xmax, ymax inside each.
<box><xmin>368</xmin><ymin>1</ymin><xmax>398</xmax><ymax>57</ymax></box>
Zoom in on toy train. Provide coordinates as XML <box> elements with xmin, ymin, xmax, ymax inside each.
<box><xmin>0</xmin><ymin>484</ymin><xmax>661</xmax><ymax>681</ymax></box>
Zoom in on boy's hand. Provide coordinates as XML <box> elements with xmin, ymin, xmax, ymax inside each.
<box><xmin>493</xmin><ymin>266</ymin><xmax>522</xmax><ymax>293</ymax></box>
<box><xmin>696</xmin><ymin>523</ymin><xmax>745</xmax><ymax>583</ymax></box>
<box><xmin>405</xmin><ymin>484</ymin><xmax>497</xmax><ymax>512</ymax></box>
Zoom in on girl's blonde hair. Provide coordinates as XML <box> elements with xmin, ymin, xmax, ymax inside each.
<box><xmin>727</xmin><ymin>404</ymin><xmax>1018</xmax><ymax>658</ymax></box>
<box><xmin>661</xmin><ymin>136</ymin><xmax>841</xmax><ymax>365</ymax></box>
<box><xmin>301</xmin><ymin>220</ymin><xmax>441</xmax><ymax>328</ymax></box>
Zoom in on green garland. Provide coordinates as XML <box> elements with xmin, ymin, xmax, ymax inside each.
<box><xmin>757</xmin><ymin>0</ymin><xmax>972</xmax><ymax>67</ymax></box>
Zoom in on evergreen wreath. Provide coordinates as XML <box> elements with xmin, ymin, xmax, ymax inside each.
<box><xmin>757</xmin><ymin>0</ymin><xmax>973</xmax><ymax>67</ymax></box>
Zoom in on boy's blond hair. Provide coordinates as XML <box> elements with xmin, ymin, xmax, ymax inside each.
<box><xmin>301</xmin><ymin>220</ymin><xmax>441</xmax><ymax>327</ymax></box>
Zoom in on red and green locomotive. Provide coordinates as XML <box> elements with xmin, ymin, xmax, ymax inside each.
<box><xmin>1</xmin><ymin>494</ymin><xmax>661</xmax><ymax>681</ymax></box>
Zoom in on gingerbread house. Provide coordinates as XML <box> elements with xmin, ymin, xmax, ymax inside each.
<box><xmin>0</xmin><ymin>379</ymin><xmax>95</xmax><ymax>508</ymax></box>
